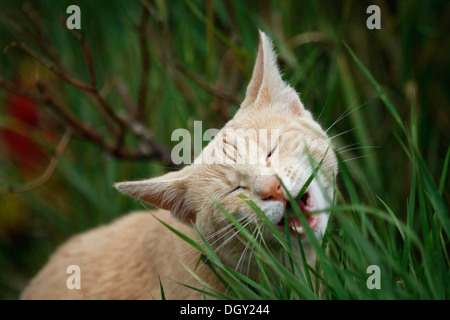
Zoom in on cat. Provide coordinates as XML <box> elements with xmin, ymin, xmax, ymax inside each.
<box><xmin>21</xmin><ymin>31</ymin><xmax>337</xmax><ymax>300</ymax></box>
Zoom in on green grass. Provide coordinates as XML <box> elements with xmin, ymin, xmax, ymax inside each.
<box><xmin>161</xmin><ymin>79</ymin><xmax>450</xmax><ymax>299</ymax></box>
<box><xmin>0</xmin><ymin>0</ymin><xmax>448</xmax><ymax>299</ymax></box>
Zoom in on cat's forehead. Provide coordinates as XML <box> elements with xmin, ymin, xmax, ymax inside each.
<box><xmin>224</xmin><ymin>109</ymin><xmax>328</xmax><ymax>147</ymax></box>
<box><xmin>188</xmin><ymin>163</ymin><xmax>253</xmax><ymax>187</ymax></box>
<box><xmin>193</xmin><ymin>107</ymin><xmax>329</xmax><ymax>168</ymax></box>
<box><xmin>230</xmin><ymin>106</ymin><xmax>295</xmax><ymax>129</ymax></box>
<box><xmin>231</xmin><ymin>103</ymin><xmax>326</xmax><ymax>135</ymax></box>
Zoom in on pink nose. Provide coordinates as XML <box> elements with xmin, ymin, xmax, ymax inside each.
<box><xmin>257</xmin><ymin>176</ymin><xmax>286</xmax><ymax>203</ymax></box>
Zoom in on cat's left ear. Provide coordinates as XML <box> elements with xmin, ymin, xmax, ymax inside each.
<box><xmin>114</xmin><ymin>167</ymin><xmax>196</xmax><ymax>224</ymax></box>
<box><xmin>241</xmin><ymin>30</ymin><xmax>305</xmax><ymax>115</ymax></box>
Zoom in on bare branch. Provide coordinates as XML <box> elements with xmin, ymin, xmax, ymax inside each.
<box><xmin>56</xmin><ymin>17</ymin><xmax>127</xmax><ymax>138</ymax></box>
<box><xmin>35</xmin><ymin>82</ymin><xmax>109</xmax><ymax>149</ymax></box>
<box><xmin>6</xmin><ymin>28</ymin><xmax>126</xmax><ymax>147</ymax></box>
<box><xmin>0</xmin><ymin>4</ymin><xmax>184</xmax><ymax>171</ymax></box>
<box><xmin>0</xmin><ymin>76</ymin><xmax>179</xmax><ymax>167</ymax></box>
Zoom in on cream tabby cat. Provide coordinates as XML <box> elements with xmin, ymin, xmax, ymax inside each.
<box><xmin>21</xmin><ymin>31</ymin><xmax>337</xmax><ymax>300</ymax></box>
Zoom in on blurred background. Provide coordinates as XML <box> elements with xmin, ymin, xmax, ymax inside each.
<box><xmin>0</xmin><ymin>0</ymin><xmax>448</xmax><ymax>299</ymax></box>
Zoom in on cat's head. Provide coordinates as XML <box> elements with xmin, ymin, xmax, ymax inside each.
<box><xmin>115</xmin><ymin>31</ymin><xmax>337</xmax><ymax>268</ymax></box>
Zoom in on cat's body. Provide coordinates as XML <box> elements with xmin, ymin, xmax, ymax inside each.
<box><xmin>21</xmin><ymin>31</ymin><xmax>337</xmax><ymax>300</ymax></box>
<box><xmin>21</xmin><ymin>211</ymin><xmax>222</xmax><ymax>299</ymax></box>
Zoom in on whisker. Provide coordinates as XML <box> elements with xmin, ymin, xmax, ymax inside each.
<box><xmin>180</xmin><ymin>216</ymin><xmax>252</xmax><ymax>279</ymax></box>
<box><xmin>321</xmin><ymin>154</ymin><xmax>377</xmax><ymax>170</ymax></box>
<box><xmin>204</xmin><ymin>216</ymin><xmax>248</xmax><ymax>241</ymax></box>
<box><xmin>246</xmin><ymin>224</ymin><xmax>263</xmax><ymax>277</ymax></box>
<box><xmin>315</xmin><ymin>100</ymin><xmax>328</xmax><ymax>123</ymax></box>
<box><xmin>235</xmin><ymin>221</ymin><xmax>258</xmax><ymax>273</ymax></box>
<box><xmin>214</xmin><ymin>219</ymin><xmax>253</xmax><ymax>255</ymax></box>
<box><xmin>207</xmin><ymin>219</ymin><xmax>251</xmax><ymax>248</ymax></box>
<box><xmin>325</xmin><ymin>104</ymin><xmax>355</xmax><ymax>134</ymax></box>
<box><xmin>329</xmin><ymin>126</ymin><xmax>360</xmax><ymax>141</ymax></box>
<box><xmin>325</xmin><ymin>97</ymin><xmax>375</xmax><ymax>134</ymax></box>
<box><xmin>336</xmin><ymin>145</ymin><xmax>380</xmax><ymax>154</ymax></box>
<box><xmin>336</xmin><ymin>142</ymin><xmax>361</xmax><ymax>151</ymax></box>
<box><xmin>179</xmin><ymin>216</ymin><xmax>249</xmax><ymax>261</ymax></box>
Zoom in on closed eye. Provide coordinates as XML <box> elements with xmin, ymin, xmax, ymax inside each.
<box><xmin>267</xmin><ymin>144</ymin><xmax>279</xmax><ymax>167</ymax></box>
<box><xmin>230</xmin><ymin>185</ymin><xmax>248</xmax><ymax>194</ymax></box>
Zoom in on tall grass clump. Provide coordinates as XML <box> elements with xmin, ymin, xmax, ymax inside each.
<box><xmin>162</xmin><ymin>46</ymin><xmax>449</xmax><ymax>300</ymax></box>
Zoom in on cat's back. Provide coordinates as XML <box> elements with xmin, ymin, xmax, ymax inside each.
<box><xmin>21</xmin><ymin>210</ymin><xmax>213</xmax><ymax>299</ymax></box>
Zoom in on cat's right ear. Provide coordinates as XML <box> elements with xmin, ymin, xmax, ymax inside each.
<box><xmin>240</xmin><ymin>30</ymin><xmax>305</xmax><ymax>115</ymax></box>
<box><xmin>114</xmin><ymin>167</ymin><xmax>196</xmax><ymax>224</ymax></box>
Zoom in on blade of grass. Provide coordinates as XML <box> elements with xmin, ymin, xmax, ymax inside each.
<box><xmin>438</xmin><ymin>147</ymin><xmax>450</xmax><ymax>196</ymax></box>
<box><xmin>158</xmin><ymin>275</ymin><xmax>166</xmax><ymax>300</ymax></box>
<box><xmin>401</xmin><ymin>165</ymin><xmax>416</xmax><ymax>274</ymax></box>
<box><xmin>377</xmin><ymin>196</ymin><xmax>405</xmax><ymax>241</ymax></box>
<box><xmin>343</xmin><ymin>42</ymin><xmax>407</xmax><ymax>136</ymax></box>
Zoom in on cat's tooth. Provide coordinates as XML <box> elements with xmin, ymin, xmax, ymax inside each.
<box><xmin>294</xmin><ymin>225</ymin><xmax>304</xmax><ymax>234</ymax></box>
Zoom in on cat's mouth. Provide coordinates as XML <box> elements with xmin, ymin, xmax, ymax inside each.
<box><xmin>275</xmin><ymin>191</ymin><xmax>320</xmax><ymax>237</ymax></box>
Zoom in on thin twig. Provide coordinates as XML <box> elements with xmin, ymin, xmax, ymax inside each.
<box><xmin>58</xmin><ymin>15</ymin><xmax>96</xmax><ymax>88</ymax></box>
<box><xmin>0</xmin><ymin>77</ymin><xmax>45</xmax><ymax>104</ymax></box>
<box><xmin>175</xmin><ymin>61</ymin><xmax>240</xmax><ymax>105</ymax></box>
<box><xmin>5</xmin><ymin>41</ymin><xmax>92</xmax><ymax>91</ymax></box>
<box><xmin>0</xmin><ymin>129</ymin><xmax>72</xmax><ymax>194</ymax></box>
<box><xmin>114</xmin><ymin>77</ymin><xmax>138</xmax><ymax>115</ymax></box>
<box><xmin>36</xmin><ymin>82</ymin><xmax>109</xmax><ymax>149</ymax></box>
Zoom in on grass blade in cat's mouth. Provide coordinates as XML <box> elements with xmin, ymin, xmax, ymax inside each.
<box><xmin>276</xmin><ymin>191</ymin><xmax>319</xmax><ymax>236</ymax></box>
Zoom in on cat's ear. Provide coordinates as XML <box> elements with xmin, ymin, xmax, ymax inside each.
<box><xmin>241</xmin><ymin>30</ymin><xmax>305</xmax><ymax>115</ymax></box>
<box><xmin>114</xmin><ymin>167</ymin><xmax>195</xmax><ymax>224</ymax></box>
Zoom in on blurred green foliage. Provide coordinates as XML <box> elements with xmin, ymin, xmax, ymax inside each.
<box><xmin>0</xmin><ymin>0</ymin><xmax>448</xmax><ymax>299</ymax></box>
